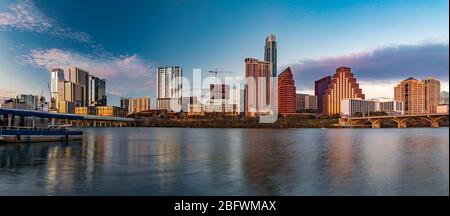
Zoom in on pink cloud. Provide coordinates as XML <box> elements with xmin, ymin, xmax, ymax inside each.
<box><xmin>20</xmin><ymin>48</ymin><xmax>156</xmax><ymax>97</ymax></box>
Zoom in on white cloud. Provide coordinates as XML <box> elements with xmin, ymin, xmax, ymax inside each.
<box><xmin>20</xmin><ymin>48</ymin><xmax>156</xmax><ymax>96</ymax></box>
<box><xmin>0</xmin><ymin>0</ymin><xmax>91</xmax><ymax>42</ymax></box>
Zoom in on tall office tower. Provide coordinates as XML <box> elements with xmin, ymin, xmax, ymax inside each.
<box><xmin>64</xmin><ymin>82</ymin><xmax>84</xmax><ymax>106</ymax></box>
<box><xmin>277</xmin><ymin>67</ymin><xmax>296</xmax><ymax>114</ymax></box>
<box><xmin>129</xmin><ymin>96</ymin><xmax>150</xmax><ymax>114</ymax></box>
<box><xmin>423</xmin><ymin>77</ymin><xmax>440</xmax><ymax>114</ymax></box>
<box><xmin>394</xmin><ymin>77</ymin><xmax>441</xmax><ymax>115</ymax></box>
<box><xmin>50</xmin><ymin>68</ymin><xmax>65</xmax><ymax>110</ymax></box>
<box><xmin>89</xmin><ymin>75</ymin><xmax>107</xmax><ymax>106</ymax></box>
<box><xmin>69</xmin><ymin>67</ymin><xmax>90</xmax><ymax>106</ymax></box>
<box><xmin>323</xmin><ymin>67</ymin><xmax>365</xmax><ymax>115</ymax></box>
<box><xmin>264</xmin><ymin>34</ymin><xmax>277</xmax><ymax>77</ymax></box>
<box><xmin>244</xmin><ymin>58</ymin><xmax>272</xmax><ymax>117</ymax></box>
<box><xmin>120</xmin><ymin>97</ymin><xmax>131</xmax><ymax>112</ymax></box>
<box><xmin>441</xmin><ymin>91</ymin><xmax>449</xmax><ymax>104</ymax></box>
<box><xmin>157</xmin><ymin>66</ymin><xmax>182</xmax><ymax>112</ymax></box>
<box><xmin>314</xmin><ymin>76</ymin><xmax>331</xmax><ymax>113</ymax></box>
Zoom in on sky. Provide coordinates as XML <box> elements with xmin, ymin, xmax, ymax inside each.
<box><xmin>0</xmin><ymin>0</ymin><xmax>449</xmax><ymax>106</ymax></box>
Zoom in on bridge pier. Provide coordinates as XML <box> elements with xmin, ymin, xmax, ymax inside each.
<box><xmin>431</xmin><ymin>121</ymin><xmax>439</xmax><ymax>128</ymax></box>
<box><xmin>368</xmin><ymin>119</ymin><xmax>382</xmax><ymax>128</ymax></box>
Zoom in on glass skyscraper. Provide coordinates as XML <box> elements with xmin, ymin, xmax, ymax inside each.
<box><xmin>264</xmin><ymin>34</ymin><xmax>277</xmax><ymax>77</ymax></box>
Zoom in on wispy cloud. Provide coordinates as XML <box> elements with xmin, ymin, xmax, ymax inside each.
<box><xmin>0</xmin><ymin>88</ymin><xmax>17</xmax><ymax>98</ymax></box>
<box><xmin>19</xmin><ymin>48</ymin><xmax>156</xmax><ymax>96</ymax></box>
<box><xmin>286</xmin><ymin>43</ymin><xmax>449</xmax><ymax>92</ymax></box>
<box><xmin>0</xmin><ymin>0</ymin><xmax>91</xmax><ymax>42</ymax></box>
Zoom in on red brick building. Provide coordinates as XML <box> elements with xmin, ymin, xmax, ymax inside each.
<box><xmin>278</xmin><ymin>67</ymin><xmax>297</xmax><ymax>115</ymax></box>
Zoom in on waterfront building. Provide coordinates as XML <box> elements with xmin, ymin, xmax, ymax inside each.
<box><xmin>394</xmin><ymin>77</ymin><xmax>441</xmax><ymax>114</ymax></box>
<box><xmin>69</xmin><ymin>67</ymin><xmax>90</xmax><ymax>106</ymax></box>
<box><xmin>64</xmin><ymin>81</ymin><xmax>85</xmax><ymax>107</ymax></box>
<box><xmin>323</xmin><ymin>67</ymin><xmax>365</xmax><ymax>115</ymax></box>
<box><xmin>314</xmin><ymin>76</ymin><xmax>332</xmax><ymax>113</ymax></box>
<box><xmin>278</xmin><ymin>67</ymin><xmax>296</xmax><ymax>115</ymax></box>
<box><xmin>88</xmin><ymin>75</ymin><xmax>107</xmax><ymax>106</ymax></box>
<box><xmin>57</xmin><ymin>100</ymin><xmax>76</xmax><ymax>114</ymax></box>
<box><xmin>129</xmin><ymin>96</ymin><xmax>150</xmax><ymax>114</ymax></box>
<box><xmin>120</xmin><ymin>97</ymin><xmax>131</xmax><ymax>112</ymax></box>
<box><xmin>244</xmin><ymin>58</ymin><xmax>272</xmax><ymax>117</ymax></box>
<box><xmin>2</xmin><ymin>99</ymin><xmax>32</xmax><ymax>110</ymax></box>
<box><xmin>16</xmin><ymin>94</ymin><xmax>40</xmax><ymax>110</ymax></box>
<box><xmin>341</xmin><ymin>98</ymin><xmax>404</xmax><ymax>117</ymax></box>
<box><xmin>95</xmin><ymin>106</ymin><xmax>127</xmax><ymax>117</ymax></box>
<box><xmin>74</xmin><ymin>106</ymin><xmax>96</xmax><ymax>115</ymax></box>
<box><xmin>264</xmin><ymin>34</ymin><xmax>277</xmax><ymax>77</ymax></box>
<box><xmin>296</xmin><ymin>94</ymin><xmax>317</xmax><ymax>111</ymax></box>
<box><xmin>441</xmin><ymin>91</ymin><xmax>449</xmax><ymax>104</ymax></box>
<box><xmin>157</xmin><ymin>66</ymin><xmax>182</xmax><ymax>112</ymax></box>
<box><xmin>50</xmin><ymin>68</ymin><xmax>65</xmax><ymax>110</ymax></box>
<box><xmin>182</xmin><ymin>96</ymin><xmax>197</xmax><ymax>113</ymax></box>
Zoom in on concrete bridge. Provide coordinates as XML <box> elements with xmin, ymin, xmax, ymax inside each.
<box><xmin>0</xmin><ymin>108</ymin><xmax>136</xmax><ymax>128</ymax></box>
<box><xmin>341</xmin><ymin>113</ymin><xmax>449</xmax><ymax>128</ymax></box>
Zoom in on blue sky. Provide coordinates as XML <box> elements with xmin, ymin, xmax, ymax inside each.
<box><xmin>1</xmin><ymin>0</ymin><xmax>449</xmax><ymax>106</ymax></box>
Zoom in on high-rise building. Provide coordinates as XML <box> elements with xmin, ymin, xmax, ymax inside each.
<box><xmin>157</xmin><ymin>66</ymin><xmax>182</xmax><ymax>112</ymax></box>
<box><xmin>181</xmin><ymin>96</ymin><xmax>197</xmax><ymax>113</ymax></box>
<box><xmin>50</xmin><ymin>68</ymin><xmax>65</xmax><ymax>110</ymax></box>
<box><xmin>441</xmin><ymin>91</ymin><xmax>449</xmax><ymax>104</ymax></box>
<box><xmin>323</xmin><ymin>67</ymin><xmax>365</xmax><ymax>115</ymax></box>
<box><xmin>64</xmin><ymin>81</ymin><xmax>85</xmax><ymax>107</ymax></box>
<box><xmin>244</xmin><ymin>58</ymin><xmax>272</xmax><ymax>117</ymax></box>
<box><xmin>264</xmin><ymin>34</ymin><xmax>277</xmax><ymax>77</ymax></box>
<box><xmin>120</xmin><ymin>97</ymin><xmax>131</xmax><ymax>112</ymax></box>
<box><xmin>296</xmin><ymin>94</ymin><xmax>317</xmax><ymax>111</ymax></box>
<box><xmin>277</xmin><ymin>67</ymin><xmax>296</xmax><ymax>114</ymax></box>
<box><xmin>89</xmin><ymin>75</ymin><xmax>107</xmax><ymax>106</ymax></box>
<box><xmin>423</xmin><ymin>78</ymin><xmax>440</xmax><ymax>113</ymax></box>
<box><xmin>394</xmin><ymin>77</ymin><xmax>441</xmax><ymax>114</ymax></box>
<box><xmin>315</xmin><ymin>76</ymin><xmax>331</xmax><ymax>114</ymax></box>
<box><xmin>129</xmin><ymin>96</ymin><xmax>150</xmax><ymax>114</ymax></box>
<box><xmin>69</xmin><ymin>67</ymin><xmax>90</xmax><ymax>106</ymax></box>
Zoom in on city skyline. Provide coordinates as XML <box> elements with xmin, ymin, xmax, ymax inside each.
<box><xmin>0</xmin><ymin>0</ymin><xmax>449</xmax><ymax>107</ymax></box>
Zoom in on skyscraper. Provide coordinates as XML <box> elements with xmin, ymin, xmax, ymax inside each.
<box><xmin>244</xmin><ymin>58</ymin><xmax>272</xmax><ymax>117</ymax></box>
<box><xmin>157</xmin><ymin>66</ymin><xmax>182</xmax><ymax>112</ymax></box>
<box><xmin>315</xmin><ymin>76</ymin><xmax>331</xmax><ymax>113</ymax></box>
<box><xmin>89</xmin><ymin>75</ymin><xmax>107</xmax><ymax>106</ymax></box>
<box><xmin>394</xmin><ymin>77</ymin><xmax>441</xmax><ymax>114</ymax></box>
<box><xmin>278</xmin><ymin>67</ymin><xmax>296</xmax><ymax>115</ymax></box>
<box><xmin>50</xmin><ymin>68</ymin><xmax>65</xmax><ymax>110</ymax></box>
<box><xmin>323</xmin><ymin>67</ymin><xmax>365</xmax><ymax>115</ymax></box>
<box><xmin>264</xmin><ymin>34</ymin><xmax>277</xmax><ymax>77</ymax></box>
<box><xmin>129</xmin><ymin>96</ymin><xmax>150</xmax><ymax>114</ymax></box>
<box><xmin>69</xmin><ymin>67</ymin><xmax>90</xmax><ymax>106</ymax></box>
<box><xmin>423</xmin><ymin>77</ymin><xmax>440</xmax><ymax>113</ymax></box>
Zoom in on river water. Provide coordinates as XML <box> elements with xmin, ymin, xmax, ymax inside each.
<box><xmin>0</xmin><ymin>128</ymin><xmax>448</xmax><ymax>195</ymax></box>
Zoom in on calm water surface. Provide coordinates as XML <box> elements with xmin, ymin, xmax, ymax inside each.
<box><xmin>0</xmin><ymin>128</ymin><xmax>448</xmax><ymax>195</ymax></box>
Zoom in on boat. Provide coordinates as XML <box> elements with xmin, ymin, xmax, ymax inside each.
<box><xmin>0</xmin><ymin>108</ymin><xmax>83</xmax><ymax>143</ymax></box>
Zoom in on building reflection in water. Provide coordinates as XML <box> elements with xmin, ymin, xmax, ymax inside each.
<box><xmin>154</xmin><ymin>129</ymin><xmax>182</xmax><ymax>194</ymax></box>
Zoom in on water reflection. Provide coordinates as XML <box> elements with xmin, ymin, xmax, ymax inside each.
<box><xmin>0</xmin><ymin>128</ymin><xmax>448</xmax><ymax>195</ymax></box>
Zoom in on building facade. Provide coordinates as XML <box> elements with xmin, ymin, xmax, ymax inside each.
<box><xmin>264</xmin><ymin>34</ymin><xmax>277</xmax><ymax>77</ymax></box>
<box><xmin>314</xmin><ymin>76</ymin><xmax>332</xmax><ymax>114</ymax></box>
<box><xmin>129</xmin><ymin>96</ymin><xmax>150</xmax><ymax>114</ymax></box>
<box><xmin>441</xmin><ymin>91</ymin><xmax>449</xmax><ymax>105</ymax></box>
<box><xmin>89</xmin><ymin>75</ymin><xmax>107</xmax><ymax>106</ymax></box>
<box><xmin>95</xmin><ymin>106</ymin><xmax>127</xmax><ymax>117</ymax></box>
<box><xmin>394</xmin><ymin>77</ymin><xmax>441</xmax><ymax>115</ymax></box>
<box><xmin>296</xmin><ymin>94</ymin><xmax>317</xmax><ymax>111</ymax></box>
<box><xmin>244</xmin><ymin>58</ymin><xmax>272</xmax><ymax>117</ymax></box>
<box><xmin>323</xmin><ymin>67</ymin><xmax>365</xmax><ymax>115</ymax></box>
<box><xmin>157</xmin><ymin>66</ymin><xmax>182</xmax><ymax>111</ymax></box>
<box><xmin>341</xmin><ymin>98</ymin><xmax>404</xmax><ymax>117</ymax></box>
<box><xmin>277</xmin><ymin>67</ymin><xmax>296</xmax><ymax>115</ymax></box>
<box><xmin>69</xmin><ymin>67</ymin><xmax>90</xmax><ymax>106</ymax></box>
<box><xmin>50</xmin><ymin>68</ymin><xmax>65</xmax><ymax>110</ymax></box>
